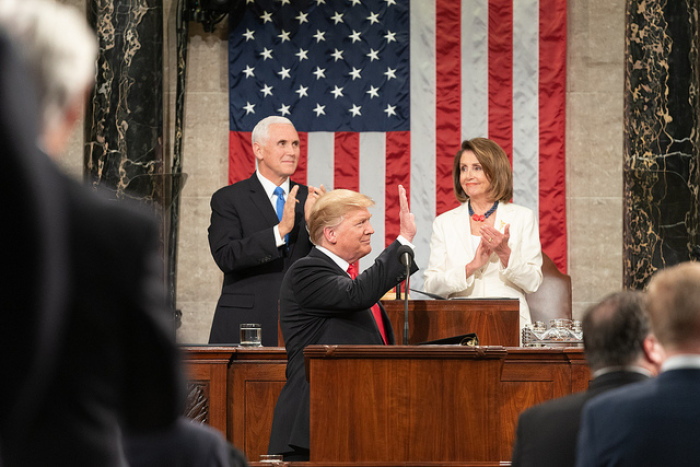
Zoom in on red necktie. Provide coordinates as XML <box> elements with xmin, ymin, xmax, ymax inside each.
<box><xmin>347</xmin><ymin>263</ymin><xmax>388</xmax><ymax>345</ymax></box>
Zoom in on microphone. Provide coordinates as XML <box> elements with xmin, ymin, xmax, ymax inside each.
<box><xmin>396</xmin><ymin>245</ymin><xmax>414</xmax><ymax>345</ymax></box>
<box><xmin>397</xmin><ymin>245</ymin><xmax>414</xmax><ymax>267</ymax></box>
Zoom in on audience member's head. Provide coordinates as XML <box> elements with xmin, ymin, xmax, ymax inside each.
<box><xmin>645</xmin><ymin>261</ymin><xmax>700</xmax><ymax>355</ymax></box>
<box><xmin>582</xmin><ymin>291</ymin><xmax>660</xmax><ymax>374</ymax></box>
<box><xmin>0</xmin><ymin>0</ymin><xmax>97</xmax><ymax>156</ymax></box>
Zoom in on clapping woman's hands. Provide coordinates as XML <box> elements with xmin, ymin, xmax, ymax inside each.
<box><xmin>479</xmin><ymin>223</ymin><xmax>511</xmax><ymax>267</ymax></box>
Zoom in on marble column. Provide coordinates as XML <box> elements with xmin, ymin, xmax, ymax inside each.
<box><xmin>624</xmin><ymin>0</ymin><xmax>700</xmax><ymax>289</ymax></box>
<box><xmin>84</xmin><ymin>0</ymin><xmax>164</xmax><ymax>201</ymax></box>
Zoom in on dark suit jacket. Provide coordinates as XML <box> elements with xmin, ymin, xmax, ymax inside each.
<box><xmin>576</xmin><ymin>368</ymin><xmax>700</xmax><ymax>467</ymax></box>
<box><xmin>125</xmin><ymin>417</ymin><xmax>249</xmax><ymax>467</ymax></box>
<box><xmin>511</xmin><ymin>370</ymin><xmax>648</xmax><ymax>467</ymax></box>
<box><xmin>2</xmin><ymin>32</ymin><xmax>183</xmax><ymax>466</ymax></box>
<box><xmin>268</xmin><ymin>242</ymin><xmax>418</xmax><ymax>455</ymax></box>
<box><xmin>208</xmin><ymin>174</ymin><xmax>312</xmax><ymax>345</ymax></box>
<box><xmin>1</xmin><ymin>173</ymin><xmax>185</xmax><ymax>467</ymax></box>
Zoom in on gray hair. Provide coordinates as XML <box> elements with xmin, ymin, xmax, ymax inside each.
<box><xmin>251</xmin><ymin>116</ymin><xmax>295</xmax><ymax>145</ymax></box>
<box><xmin>0</xmin><ymin>0</ymin><xmax>98</xmax><ymax>134</ymax></box>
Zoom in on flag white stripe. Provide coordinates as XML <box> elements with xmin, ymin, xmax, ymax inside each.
<box><xmin>307</xmin><ymin>132</ymin><xmax>335</xmax><ymax>190</ymax></box>
<box><xmin>512</xmin><ymin>0</ymin><xmax>540</xmax><ymax>214</ymax></box>
<box><xmin>461</xmin><ymin>0</ymin><xmax>489</xmax><ymax>140</ymax></box>
<box><xmin>409</xmin><ymin>0</ymin><xmax>437</xmax><ymax>290</ymax></box>
<box><xmin>359</xmin><ymin>132</ymin><xmax>386</xmax><ymax>271</ymax></box>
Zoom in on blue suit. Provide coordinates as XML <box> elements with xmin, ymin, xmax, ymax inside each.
<box><xmin>576</xmin><ymin>368</ymin><xmax>700</xmax><ymax>467</ymax></box>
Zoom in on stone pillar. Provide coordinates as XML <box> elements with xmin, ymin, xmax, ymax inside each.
<box><xmin>624</xmin><ymin>0</ymin><xmax>700</xmax><ymax>289</ymax></box>
<box><xmin>84</xmin><ymin>0</ymin><xmax>164</xmax><ymax>200</ymax></box>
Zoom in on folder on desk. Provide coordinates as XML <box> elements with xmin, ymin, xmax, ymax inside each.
<box><xmin>418</xmin><ymin>333</ymin><xmax>479</xmax><ymax>347</ymax></box>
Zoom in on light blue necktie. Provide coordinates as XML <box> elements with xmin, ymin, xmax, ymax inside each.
<box><xmin>274</xmin><ymin>186</ymin><xmax>288</xmax><ymax>243</ymax></box>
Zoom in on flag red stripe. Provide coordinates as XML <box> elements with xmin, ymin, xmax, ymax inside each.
<box><xmin>488</xmin><ymin>0</ymin><xmax>514</xmax><ymax>164</ymax></box>
<box><xmin>434</xmin><ymin>0</ymin><xmax>462</xmax><ymax>216</ymax></box>
<box><xmin>385</xmin><ymin>131</ymin><xmax>411</xmax><ymax>247</ymax></box>
<box><xmin>228</xmin><ymin>131</ymin><xmax>254</xmax><ymax>185</ymax></box>
<box><xmin>294</xmin><ymin>132</ymin><xmax>309</xmax><ymax>186</ymax></box>
<box><xmin>333</xmin><ymin>132</ymin><xmax>360</xmax><ymax>191</ymax></box>
<box><xmin>539</xmin><ymin>0</ymin><xmax>568</xmax><ymax>272</ymax></box>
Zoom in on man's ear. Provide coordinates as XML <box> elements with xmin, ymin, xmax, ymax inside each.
<box><xmin>253</xmin><ymin>141</ymin><xmax>263</xmax><ymax>162</ymax></box>
<box><xmin>643</xmin><ymin>334</ymin><xmax>666</xmax><ymax>373</ymax></box>
<box><xmin>323</xmin><ymin>226</ymin><xmax>336</xmax><ymax>245</ymax></box>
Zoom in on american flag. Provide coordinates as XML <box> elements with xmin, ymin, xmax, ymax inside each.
<box><xmin>228</xmin><ymin>0</ymin><xmax>567</xmax><ymax>283</ymax></box>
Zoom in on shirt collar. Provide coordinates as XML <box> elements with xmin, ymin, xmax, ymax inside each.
<box><xmin>315</xmin><ymin>246</ymin><xmax>351</xmax><ymax>275</ymax></box>
<box><xmin>256</xmin><ymin>170</ymin><xmax>290</xmax><ymax>200</ymax></box>
<box><xmin>592</xmin><ymin>365</ymin><xmax>652</xmax><ymax>379</ymax></box>
<box><xmin>662</xmin><ymin>354</ymin><xmax>700</xmax><ymax>372</ymax></box>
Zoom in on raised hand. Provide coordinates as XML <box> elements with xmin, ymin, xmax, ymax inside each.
<box><xmin>278</xmin><ymin>185</ymin><xmax>300</xmax><ymax>238</ymax></box>
<box><xmin>304</xmin><ymin>184</ymin><xmax>326</xmax><ymax>224</ymax></box>
<box><xmin>398</xmin><ymin>184</ymin><xmax>416</xmax><ymax>242</ymax></box>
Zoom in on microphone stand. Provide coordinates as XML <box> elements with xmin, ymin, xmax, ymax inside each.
<box><xmin>403</xmin><ymin>261</ymin><xmax>410</xmax><ymax>345</ymax></box>
<box><xmin>396</xmin><ymin>245</ymin><xmax>414</xmax><ymax>345</ymax></box>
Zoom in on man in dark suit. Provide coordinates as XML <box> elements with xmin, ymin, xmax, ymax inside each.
<box><xmin>510</xmin><ymin>291</ymin><xmax>662</xmax><ymax>467</ymax></box>
<box><xmin>0</xmin><ymin>7</ymin><xmax>185</xmax><ymax>464</ymax></box>
<box><xmin>268</xmin><ymin>185</ymin><xmax>418</xmax><ymax>461</ymax></box>
<box><xmin>208</xmin><ymin>116</ymin><xmax>324</xmax><ymax>345</ymax></box>
<box><xmin>576</xmin><ymin>262</ymin><xmax>700</xmax><ymax>467</ymax></box>
<box><xmin>1</xmin><ymin>3</ymin><xmax>240</xmax><ymax>465</ymax></box>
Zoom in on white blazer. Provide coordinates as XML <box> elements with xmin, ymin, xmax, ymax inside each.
<box><xmin>423</xmin><ymin>202</ymin><xmax>543</xmax><ymax>327</ymax></box>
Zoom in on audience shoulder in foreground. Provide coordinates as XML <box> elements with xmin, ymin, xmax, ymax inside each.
<box><xmin>576</xmin><ymin>261</ymin><xmax>700</xmax><ymax>467</ymax></box>
<box><xmin>511</xmin><ymin>291</ymin><xmax>661</xmax><ymax>467</ymax></box>
<box><xmin>0</xmin><ymin>1</ymin><xmax>246</xmax><ymax>465</ymax></box>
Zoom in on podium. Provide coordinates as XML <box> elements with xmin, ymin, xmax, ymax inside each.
<box><xmin>306</xmin><ymin>345</ymin><xmax>509</xmax><ymax>462</ymax></box>
<box><xmin>382</xmin><ymin>298</ymin><xmax>520</xmax><ymax>346</ymax></box>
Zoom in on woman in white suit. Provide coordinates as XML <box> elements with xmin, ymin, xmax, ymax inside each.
<box><xmin>424</xmin><ymin>138</ymin><xmax>543</xmax><ymax>328</ymax></box>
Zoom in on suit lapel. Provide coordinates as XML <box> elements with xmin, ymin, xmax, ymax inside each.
<box><xmin>247</xmin><ymin>174</ymin><xmax>280</xmax><ymax>227</ymax></box>
<box><xmin>452</xmin><ymin>203</ymin><xmax>475</xmax><ymax>259</ymax></box>
<box><xmin>287</xmin><ymin>181</ymin><xmax>305</xmax><ymax>255</ymax></box>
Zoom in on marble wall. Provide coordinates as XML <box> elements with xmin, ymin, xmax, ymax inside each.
<box><xmin>57</xmin><ymin>0</ymin><xmax>627</xmax><ymax>343</ymax></box>
<box><xmin>623</xmin><ymin>0</ymin><xmax>700</xmax><ymax>289</ymax></box>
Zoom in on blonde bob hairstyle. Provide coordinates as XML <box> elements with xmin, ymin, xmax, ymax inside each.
<box><xmin>308</xmin><ymin>189</ymin><xmax>375</xmax><ymax>245</ymax></box>
<box><xmin>452</xmin><ymin>137</ymin><xmax>513</xmax><ymax>203</ymax></box>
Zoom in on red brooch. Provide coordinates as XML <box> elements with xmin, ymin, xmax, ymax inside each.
<box><xmin>472</xmin><ymin>214</ymin><xmax>486</xmax><ymax>222</ymax></box>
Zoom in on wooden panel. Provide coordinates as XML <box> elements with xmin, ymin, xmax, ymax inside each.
<box><xmin>498</xmin><ymin>349</ymin><xmax>578</xmax><ymax>460</ymax></box>
<box><xmin>407</xmin><ymin>359</ymin><xmax>500</xmax><ymax>461</ymax></box>
<box><xmin>382</xmin><ymin>299</ymin><xmax>520</xmax><ymax>346</ymax></box>
<box><xmin>229</xmin><ymin>353</ymin><xmax>287</xmax><ymax>462</ymax></box>
<box><xmin>310</xmin><ymin>358</ymin><xmax>406</xmax><ymax>462</ymax></box>
<box><xmin>183</xmin><ymin>347</ymin><xmax>233</xmax><ymax>436</ymax></box>
<box><xmin>307</xmin><ymin>346</ymin><xmax>507</xmax><ymax>463</ymax></box>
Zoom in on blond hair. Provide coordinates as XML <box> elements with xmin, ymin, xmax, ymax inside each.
<box><xmin>308</xmin><ymin>189</ymin><xmax>374</xmax><ymax>245</ymax></box>
<box><xmin>645</xmin><ymin>262</ymin><xmax>700</xmax><ymax>351</ymax></box>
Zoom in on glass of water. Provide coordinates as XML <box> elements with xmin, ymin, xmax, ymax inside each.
<box><xmin>239</xmin><ymin>323</ymin><xmax>262</xmax><ymax>347</ymax></box>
